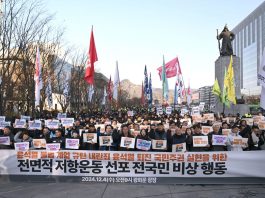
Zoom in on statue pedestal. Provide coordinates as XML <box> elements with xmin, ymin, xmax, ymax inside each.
<box><xmin>213</xmin><ymin>56</ymin><xmax>249</xmax><ymax>115</ymax></box>
<box><xmin>215</xmin><ymin>56</ymin><xmax>241</xmax><ymax>99</ymax></box>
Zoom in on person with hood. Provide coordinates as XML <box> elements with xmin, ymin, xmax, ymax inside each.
<box><xmin>14</xmin><ymin>130</ymin><xmax>33</xmax><ymax>148</ymax></box>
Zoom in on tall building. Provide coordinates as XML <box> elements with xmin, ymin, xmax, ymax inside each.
<box><xmin>199</xmin><ymin>86</ymin><xmax>216</xmax><ymax>110</ymax></box>
<box><xmin>232</xmin><ymin>1</ymin><xmax>265</xmax><ymax>96</ymax></box>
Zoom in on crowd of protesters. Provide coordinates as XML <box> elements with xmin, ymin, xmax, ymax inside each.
<box><xmin>0</xmin><ymin>109</ymin><xmax>264</xmax><ymax>152</ymax></box>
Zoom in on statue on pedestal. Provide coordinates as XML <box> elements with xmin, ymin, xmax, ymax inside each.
<box><xmin>217</xmin><ymin>24</ymin><xmax>235</xmax><ymax>56</ymax></box>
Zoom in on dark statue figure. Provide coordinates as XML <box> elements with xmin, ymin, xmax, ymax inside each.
<box><xmin>217</xmin><ymin>25</ymin><xmax>235</xmax><ymax>56</ymax></box>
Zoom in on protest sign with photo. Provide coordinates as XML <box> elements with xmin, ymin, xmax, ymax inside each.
<box><xmin>192</xmin><ymin>114</ymin><xmax>202</xmax><ymax>123</ymax></box>
<box><xmin>83</xmin><ymin>133</ymin><xmax>97</xmax><ymax>143</ymax></box>
<box><xmin>46</xmin><ymin>143</ymin><xmax>60</xmax><ymax>151</ymax></box>
<box><xmin>253</xmin><ymin>116</ymin><xmax>265</xmax><ymax>124</ymax></box>
<box><xmin>65</xmin><ymin>138</ymin><xmax>79</xmax><ymax>149</ymax></box>
<box><xmin>232</xmin><ymin>137</ymin><xmax>248</xmax><ymax>146</ymax></box>
<box><xmin>28</xmin><ymin>120</ymin><xmax>42</xmax><ymax>130</ymax></box>
<box><xmin>192</xmin><ymin>136</ymin><xmax>209</xmax><ymax>147</ymax></box>
<box><xmin>99</xmin><ymin>136</ymin><xmax>113</xmax><ymax>146</ymax></box>
<box><xmin>136</xmin><ymin>139</ymin><xmax>151</xmax><ymax>151</ymax></box>
<box><xmin>127</xmin><ymin>111</ymin><xmax>134</xmax><ymax>117</ymax></box>
<box><xmin>14</xmin><ymin>119</ymin><xmax>27</xmax><ymax>128</ymax></box>
<box><xmin>172</xmin><ymin>143</ymin><xmax>186</xmax><ymax>152</ymax></box>
<box><xmin>212</xmin><ymin>135</ymin><xmax>228</xmax><ymax>146</ymax></box>
<box><xmin>33</xmin><ymin>139</ymin><xmax>46</xmax><ymax>149</ymax></box>
<box><xmin>61</xmin><ymin>118</ymin><xmax>74</xmax><ymax>127</ymax></box>
<box><xmin>242</xmin><ymin>118</ymin><xmax>254</xmax><ymax>126</ymax></box>
<box><xmin>120</xmin><ymin>137</ymin><xmax>136</xmax><ymax>149</ymax></box>
<box><xmin>201</xmin><ymin>126</ymin><xmax>213</xmax><ymax>136</ymax></box>
<box><xmin>151</xmin><ymin>140</ymin><xmax>167</xmax><ymax>150</ymax></box>
<box><xmin>0</xmin><ymin>136</ymin><xmax>10</xmax><ymax>145</ymax></box>
<box><xmin>139</xmin><ymin>125</ymin><xmax>150</xmax><ymax>130</ymax></box>
<box><xmin>14</xmin><ymin>142</ymin><xmax>29</xmax><ymax>151</ymax></box>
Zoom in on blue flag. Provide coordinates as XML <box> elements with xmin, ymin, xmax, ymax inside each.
<box><xmin>148</xmin><ymin>73</ymin><xmax>153</xmax><ymax>106</ymax></box>
<box><xmin>144</xmin><ymin>65</ymin><xmax>149</xmax><ymax>97</ymax></box>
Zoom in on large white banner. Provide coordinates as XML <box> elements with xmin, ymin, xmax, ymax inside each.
<box><xmin>0</xmin><ymin>150</ymin><xmax>264</xmax><ymax>183</ymax></box>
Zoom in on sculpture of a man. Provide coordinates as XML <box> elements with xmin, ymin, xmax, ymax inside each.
<box><xmin>217</xmin><ymin>25</ymin><xmax>235</xmax><ymax>56</ymax></box>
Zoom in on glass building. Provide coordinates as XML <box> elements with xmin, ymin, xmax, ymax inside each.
<box><xmin>232</xmin><ymin>1</ymin><xmax>265</xmax><ymax>96</ymax></box>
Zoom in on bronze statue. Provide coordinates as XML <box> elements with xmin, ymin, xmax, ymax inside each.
<box><xmin>217</xmin><ymin>25</ymin><xmax>235</xmax><ymax>56</ymax></box>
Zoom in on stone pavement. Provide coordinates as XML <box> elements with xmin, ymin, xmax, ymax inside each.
<box><xmin>0</xmin><ymin>182</ymin><xmax>264</xmax><ymax>198</ymax></box>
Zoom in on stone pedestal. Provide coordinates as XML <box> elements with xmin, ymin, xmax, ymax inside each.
<box><xmin>214</xmin><ymin>56</ymin><xmax>249</xmax><ymax>115</ymax></box>
<box><xmin>215</xmin><ymin>56</ymin><xmax>241</xmax><ymax>99</ymax></box>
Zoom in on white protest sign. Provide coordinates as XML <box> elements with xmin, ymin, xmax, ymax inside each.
<box><xmin>0</xmin><ymin>116</ymin><xmax>5</xmax><ymax>122</ymax></box>
<box><xmin>61</xmin><ymin>118</ymin><xmax>74</xmax><ymax>127</ymax></box>
<box><xmin>14</xmin><ymin>119</ymin><xmax>27</xmax><ymax>128</ymax></box>
<box><xmin>99</xmin><ymin>136</ymin><xmax>113</xmax><ymax>146</ymax></box>
<box><xmin>201</xmin><ymin>126</ymin><xmax>213</xmax><ymax>136</ymax></box>
<box><xmin>203</xmin><ymin>113</ymin><xmax>215</xmax><ymax>121</ymax></box>
<box><xmin>242</xmin><ymin>118</ymin><xmax>254</xmax><ymax>126</ymax></box>
<box><xmin>46</xmin><ymin>120</ymin><xmax>60</xmax><ymax>129</ymax></box>
<box><xmin>156</xmin><ymin>107</ymin><xmax>163</xmax><ymax>115</ymax></box>
<box><xmin>166</xmin><ymin>106</ymin><xmax>172</xmax><ymax>115</ymax></box>
<box><xmin>0</xmin><ymin>121</ymin><xmax>11</xmax><ymax>129</ymax></box>
<box><xmin>46</xmin><ymin>143</ymin><xmax>60</xmax><ymax>151</ymax></box>
<box><xmin>0</xmin><ymin>136</ymin><xmax>10</xmax><ymax>145</ymax></box>
<box><xmin>192</xmin><ymin>136</ymin><xmax>209</xmax><ymax>147</ymax></box>
<box><xmin>253</xmin><ymin>116</ymin><xmax>265</xmax><ymax>124</ymax></box>
<box><xmin>57</xmin><ymin>113</ymin><xmax>67</xmax><ymax>120</ymax></box>
<box><xmin>136</xmin><ymin>139</ymin><xmax>151</xmax><ymax>151</ymax></box>
<box><xmin>120</xmin><ymin>137</ymin><xmax>135</xmax><ymax>149</ymax></box>
<box><xmin>83</xmin><ymin>133</ymin><xmax>97</xmax><ymax>143</ymax></box>
<box><xmin>14</xmin><ymin>142</ymin><xmax>29</xmax><ymax>151</ymax></box>
<box><xmin>232</xmin><ymin>137</ymin><xmax>248</xmax><ymax>146</ymax></box>
<box><xmin>172</xmin><ymin>143</ymin><xmax>186</xmax><ymax>152</ymax></box>
<box><xmin>21</xmin><ymin>115</ymin><xmax>30</xmax><ymax>121</ymax></box>
<box><xmin>212</xmin><ymin>135</ymin><xmax>228</xmax><ymax>146</ymax></box>
<box><xmin>33</xmin><ymin>139</ymin><xmax>46</xmax><ymax>149</ymax></box>
<box><xmin>28</xmin><ymin>120</ymin><xmax>42</xmax><ymax>130</ymax></box>
<box><xmin>192</xmin><ymin>114</ymin><xmax>202</xmax><ymax>123</ymax></box>
<box><xmin>192</xmin><ymin>106</ymin><xmax>200</xmax><ymax>115</ymax></box>
<box><xmin>65</xmin><ymin>138</ymin><xmax>79</xmax><ymax>149</ymax></box>
<box><xmin>151</xmin><ymin>140</ymin><xmax>167</xmax><ymax>150</ymax></box>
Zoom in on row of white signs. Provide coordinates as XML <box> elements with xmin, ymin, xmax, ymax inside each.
<box><xmin>0</xmin><ymin>134</ymin><xmax>247</xmax><ymax>152</ymax></box>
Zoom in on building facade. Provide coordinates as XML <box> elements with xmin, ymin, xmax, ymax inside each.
<box><xmin>199</xmin><ymin>86</ymin><xmax>216</xmax><ymax>110</ymax></box>
<box><xmin>232</xmin><ymin>1</ymin><xmax>265</xmax><ymax>96</ymax></box>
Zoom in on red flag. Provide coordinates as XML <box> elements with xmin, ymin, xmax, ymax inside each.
<box><xmin>107</xmin><ymin>76</ymin><xmax>113</xmax><ymax>101</ymax></box>
<box><xmin>84</xmin><ymin>28</ymin><xmax>98</xmax><ymax>84</ymax></box>
<box><xmin>157</xmin><ymin>57</ymin><xmax>181</xmax><ymax>80</ymax></box>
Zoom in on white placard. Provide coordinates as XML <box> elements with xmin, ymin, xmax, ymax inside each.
<box><xmin>14</xmin><ymin>142</ymin><xmax>29</xmax><ymax>151</ymax></box>
<box><xmin>14</xmin><ymin>119</ymin><xmax>27</xmax><ymax>128</ymax></box>
<box><xmin>83</xmin><ymin>133</ymin><xmax>97</xmax><ymax>143</ymax></box>
<box><xmin>61</xmin><ymin>118</ymin><xmax>74</xmax><ymax>127</ymax></box>
<box><xmin>21</xmin><ymin>115</ymin><xmax>30</xmax><ymax>121</ymax></box>
<box><xmin>212</xmin><ymin>135</ymin><xmax>228</xmax><ymax>146</ymax></box>
<box><xmin>172</xmin><ymin>143</ymin><xmax>186</xmax><ymax>152</ymax></box>
<box><xmin>65</xmin><ymin>138</ymin><xmax>79</xmax><ymax>149</ymax></box>
<box><xmin>46</xmin><ymin>143</ymin><xmax>60</xmax><ymax>151</ymax></box>
<box><xmin>33</xmin><ymin>139</ymin><xmax>46</xmax><ymax>149</ymax></box>
<box><xmin>120</xmin><ymin>137</ymin><xmax>135</xmax><ymax>149</ymax></box>
<box><xmin>0</xmin><ymin>121</ymin><xmax>11</xmax><ymax>129</ymax></box>
<box><xmin>57</xmin><ymin>113</ymin><xmax>67</xmax><ymax>120</ymax></box>
<box><xmin>192</xmin><ymin>136</ymin><xmax>209</xmax><ymax>147</ymax></box>
<box><xmin>0</xmin><ymin>116</ymin><xmax>6</xmax><ymax>122</ymax></box>
<box><xmin>99</xmin><ymin>136</ymin><xmax>113</xmax><ymax>146</ymax></box>
<box><xmin>46</xmin><ymin>120</ymin><xmax>60</xmax><ymax>129</ymax></box>
<box><xmin>136</xmin><ymin>139</ymin><xmax>151</xmax><ymax>151</ymax></box>
<box><xmin>0</xmin><ymin>136</ymin><xmax>10</xmax><ymax>145</ymax></box>
<box><xmin>151</xmin><ymin>140</ymin><xmax>167</xmax><ymax>150</ymax></box>
<box><xmin>28</xmin><ymin>120</ymin><xmax>42</xmax><ymax>130</ymax></box>
<box><xmin>166</xmin><ymin>106</ymin><xmax>172</xmax><ymax>115</ymax></box>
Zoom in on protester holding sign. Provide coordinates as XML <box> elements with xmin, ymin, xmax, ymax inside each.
<box><xmin>119</xmin><ymin>124</ymin><xmax>135</xmax><ymax>151</ymax></box>
<box><xmin>50</xmin><ymin>129</ymin><xmax>65</xmax><ymax>149</ymax></box>
<box><xmin>0</xmin><ymin>126</ymin><xmax>14</xmax><ymax>149</ymax></box>
<box><xmin>190</xmin><ymin>124</ymin><xmax>209</xmax><ymax>152</ymax></box>
<box><xmin>14</xmin><ymin>130</ymin><xmax>33</xmax><ymax>148</ymax></box>
<box><xmin>152</xmin><ymin>123</ymin><xmax>167</xmax><ymax>152</ymax></box>
<box><xmin>34</xmin><ymin>127</ymin><xmax>51</xmax><ymax>143</ymax></box>
<box><xmin>82</xmin><ymin>124</ymin><xmax>98</xmax><ymax>150</ymax></box>
<box><xmin>99</xmin><ymin>125</ymin><xmax>118</xmax><ymax>151</ymax></box>
<box><xmin>172</xmin><ymin>127</ymin><xmax>186</xmax><ymax>145</ymax></box>
<box><xmin>208</xmin><ymin>123</ymin><xmax>226</xmax><ymax>151</ymax></box>
<box><xmin>227</xmin><ymin>124</ymin><xmax>247</xmax><ymax>151</ymax></box>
